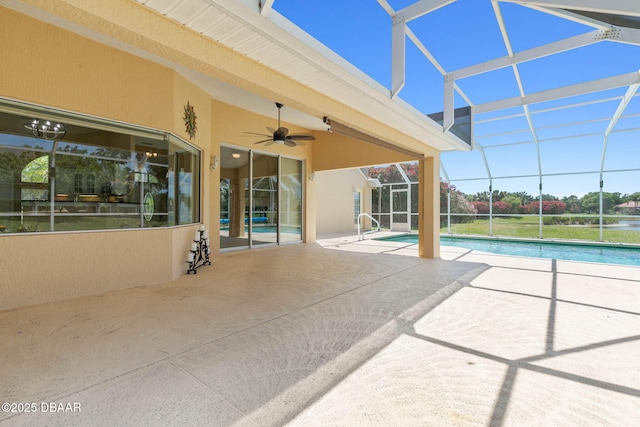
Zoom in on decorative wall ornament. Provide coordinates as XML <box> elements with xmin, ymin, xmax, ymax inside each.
<box><xmin>183</xmin><ymin>101</ymin><xmax>197</xmax><ymax>139</ymax></box>
<box><xmin>187</xmin><ymin>225</ymin><xmax>211</xmax><ymax>274</ymax></box>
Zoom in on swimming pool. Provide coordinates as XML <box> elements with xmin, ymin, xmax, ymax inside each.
<box><xmin>376</xmin><ymin>234</ymin><xmax>640</xmax><ymax>267</ymax></box>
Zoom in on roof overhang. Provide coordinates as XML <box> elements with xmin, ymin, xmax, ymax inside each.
<box><xmin>0</xmin><ymin>0</ymin><xmax>470</xmax><ymax>153</ymax></box>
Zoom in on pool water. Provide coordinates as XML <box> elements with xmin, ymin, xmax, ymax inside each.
<box><xmin>377</xmin><ymin>234</ymin><xmax>640</xmax><ymax>267</ymax></box>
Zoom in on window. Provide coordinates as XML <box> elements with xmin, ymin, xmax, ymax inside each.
<box><xmin>0</xmin><ymin>100</ymin><xmax>201</xmax><ymax>233</ymax></box>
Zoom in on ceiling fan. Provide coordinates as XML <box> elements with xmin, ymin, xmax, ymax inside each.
<box><xmin>245</xmin><ymin>102</ymin><xmax>315</xmax><ymax>147</ymax></box>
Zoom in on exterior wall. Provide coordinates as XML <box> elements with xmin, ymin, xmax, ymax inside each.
<box><xmin>0</xmin><ymin>229</ymin><xmax>172</xmax><ymax>310</ymax></box>
<box><xmin>315</xmin><ymin>169</ymin><xmax>372</xmax><ymax>235</ymax></box>
<box><xmin>312</xmin><ymin>132</ymin><xmax>417</xmax><ymax>172</ymax></box>
<box><xmin>0</xmin><ymin>7</ymin><xmax>174</xmax><ymax>130</ymax></box>
<box><xmin>0</xmin><ymin>2</ymin><xmax>444</xmax><ymax>310</ymax></box>
<box><xmin>0</xmin><ymin>7</ymin><xmax>211</xmax><ymax>310</ymax></box>
<box><xmin>210</xmin><ymin>100</ymin><xmax>315</xmax><ymax>245</ymax></box>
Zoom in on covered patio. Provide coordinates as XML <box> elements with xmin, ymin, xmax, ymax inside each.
<box><xmin>2</xmin><ymin>237</ymin><xmax>638</xmax><ymax>426</ymax></box>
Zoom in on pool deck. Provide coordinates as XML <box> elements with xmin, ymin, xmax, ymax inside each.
<box><xmin>1</xmin><ymin>232</ymin><xmax>639</xmax><ymax>426</ymax></box>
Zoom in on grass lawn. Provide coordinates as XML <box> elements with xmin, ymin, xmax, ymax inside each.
<box><xmin>441</xmin><ymin>216</ymin><xmax>640</xmax><ymax>244</ymax></box>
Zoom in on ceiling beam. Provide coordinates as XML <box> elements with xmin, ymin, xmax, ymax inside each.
<box><xmin>600</xmin><ymin>83</ymin><xmax>640</xmax><ymax>176</ymax></box>
<box><xmin>259</xmin><ymin>0</ymin><xmax>275</xmax><ymax>17</ymax></box>
<box><xmin>498</xmin><ymin>0</ymin><xmax>640</xmax><ymax>17</ymax></box>
<box><xmin>475</xmin><ymin>71</ymin><xmax>640</xmax><ymax>113</ymax></box>
<box><xmin>524</xmin><ymin>5</ymin><xmax>611</xmax><ymax>29</ymax></box>
<box><xmin>448</xmin><ymin>29</ymin><xmax>609</xmax><ymax>80</ymax></box>
<box><xmin>605</xmin><ymin>82</ymin><xmax>640</xmax><ymax>137</ymax></box>
<box><xmin>617</xmin><ymin>27</ymin><xmax>640</xmax><ymax>46</ymax></box>
<box><xmin>391</xmin><ymin>18</ymin><xmax>406</xmax><ymax>98</ymax></box>
<box><xmin>376</xmin><ymin>0</ymin><xmax>396</xmax><ymax>16</ymax></box>
<box><xmin>397</xmin><ymin>0</ymin><xmax>455</xmax><ymax>23</ymax></box>
<box><xmin>390</xmin><ymin>1</ymin><xmax>456</xmax><ymax>98</ymax></box>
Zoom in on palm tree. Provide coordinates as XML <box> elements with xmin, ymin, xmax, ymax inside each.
<box><xmin>512</xmin><ymin>191</ymin><xmax>532</xmax><ymax>207</ymax></box>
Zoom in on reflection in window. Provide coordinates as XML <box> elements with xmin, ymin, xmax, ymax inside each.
<box><xmin>219</xmin><ymin>146</ymin><xmax>302</xmax><ymax>249</ymax></box>
<box><xmin>87</xmin><ymin>174</ymin><xmax>95</xmax><ymax>194</ymax></box>
<box><xmin>0</xmin><ymin>103</ymin><xmax>200</xmax><ymax>233</ymax></box>
<box><xmin>74</xmin><ymin>173</ymin><xmax>83</xmax><ymax>193</ymax></box>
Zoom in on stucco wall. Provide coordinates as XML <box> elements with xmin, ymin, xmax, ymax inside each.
<box><xmin>315</xmin><ymin>169</ymin><xmax>372</xmax><ymax>235</ymax></box>
<box><xmin>0</xmin><ymin>8</ymin><xmax>173</xmax><ymax>131</ymax></box>
<box><xmin>0</xmin><ymin>228</ymin><xmax>171</xmax><ymax>311</ymax></box>
<box><xmin>312</xmin><ymin>132</ymin><xmax>417</xmax><ymax>172</ymax></box>
<box><xmin>0</xmin><ymin>3</ymin><xmax>442</xmax><ymax>310</ymax></box>
<box><xmin>0</xmin><ymin>8</ymin><xmax>211</xmax><ymax>309</ymax></box>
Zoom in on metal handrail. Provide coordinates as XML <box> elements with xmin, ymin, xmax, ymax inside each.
<box><xmin>357</xmin><ymin>213</ymin><xmax>380</xmax><ymax>241</ymax></box>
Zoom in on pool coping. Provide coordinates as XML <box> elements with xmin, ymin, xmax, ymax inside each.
<box><xmin>375</xmin><ymin>232</ymin><xmax>640</xmax><ymax>250</ymax></box>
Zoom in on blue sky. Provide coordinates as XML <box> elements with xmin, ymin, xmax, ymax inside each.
<box><xmin>273</xmin><ymin>0</ymin><xmax>640</xmax><ymax>198</ymax></box>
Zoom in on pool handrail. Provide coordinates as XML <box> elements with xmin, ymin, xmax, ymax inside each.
<box><xmin>357</xmin><ymin>213</ymin><xmax>380</xmax><ymax>241</ymax></box>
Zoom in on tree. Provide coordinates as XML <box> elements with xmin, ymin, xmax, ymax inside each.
<box><xmin>580</xmin><ymin>192</ymin><xmax>617</xmax><ymax>214</ymax></box>
<box><xmin>473</xmin><ymin>191</ymin><xmax>490</xmax><ymax>202</ymax></box>
<box><xmin>511</xmin><ymin>191</ymin><xmax>532</xmax><ymax>207</ymax></box>
<box><xmin>440</xmin><ymin>182</ymin><xmax>476</xmax><ymax>224</ymax></box>
<box><xmin>502</xmin><ymin>195</ymin><xmax>523</xmax><ymax>211</ymax></box>
<box><xmin>472</xmin><ymin>190</ymin><xmax>507</xmax><ymax>202</ymax></box>
<box><xmin>629</xmin><ymin>192</ymin><xmax>640</xmax><ymax>213</ymax></box>
<box><xmin>367</xmin><ymin>164</ymin><xmax>404</xmax><ymax>184</ymax></box>
<box><xmin>562</xmin><ymin>195</ymin><xmax>581</xmax><ymax>213</ymax></box>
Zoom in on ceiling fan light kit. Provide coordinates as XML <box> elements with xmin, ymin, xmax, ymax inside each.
<box><xmin>245</xmin><ymin>102</ymin><xmax>316</xmax><ymax>147</ymax></box>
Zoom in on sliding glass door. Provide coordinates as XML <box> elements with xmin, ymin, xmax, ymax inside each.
<box><xmin>280</xmin><ymin>157</ymin><xmax>303</xmax><ymax>242</ymax></box>
<box><xmin>219</xmin><ymin>147</ymin><xmax>249</xmax><ymax>249</ymax></box>
<box><xmin>251</xmin><ymin>153</ymin><xmax>278</xmax><ymax>246</ymax></box>
<box><xmin>219</xmin><ymin>145</ymin><xmax>303</xmax><ymax>250</ymax></box>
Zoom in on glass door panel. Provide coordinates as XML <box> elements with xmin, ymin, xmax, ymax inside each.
<box><xmin>280</xmin><ymin>157</ymin><xmax>303</xmax><ymax>242</ymax></box>
<box><xmin>251</xmin><ymin>153</ymin><xmax>278</xmax><ymax>246</ymax></box>
<box><xmin>220</xmin><ymin>146</ymin><xmax>249</xmax><ymax>249</ymax></box>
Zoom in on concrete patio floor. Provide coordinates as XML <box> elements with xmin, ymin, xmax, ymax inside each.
<box><xmin>1</xmin><ymin>234</ymin><xmax>639</xmax><ymax>426</ymax></box>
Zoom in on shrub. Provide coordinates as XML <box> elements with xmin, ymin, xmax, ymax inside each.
<box><xmin>441</xmin><ymin>182</ymin><xmax>476</xmax><ymax>225</ymax></box>
<box><xmin>492</xmin><ymin>201</ymin><xmax>513</xmax><ymax>215</ymax></box>
<box><xmin>471</xmin><ymin>201</ymin><xmax>490</xmax><ymax>215</ymax></box>
<box><xmin>523</xmin><ymin>200</ymin><xmax>566</xmax><ymax>214</ymax></box>
<box><xmin>542</xmin><ymin>216</ymin><xmax>618</xmax><ymax>226</ymax></box>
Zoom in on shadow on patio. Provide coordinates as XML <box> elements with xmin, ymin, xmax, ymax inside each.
<box><xmin>1</xmin><ymin>238</ymin><xmax>639</xmax><ymax>426</ymax></box>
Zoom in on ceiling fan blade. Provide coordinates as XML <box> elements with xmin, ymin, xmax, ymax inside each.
<box><xmin>244</xmin><ymin>131</ymin><xmax>271</xmax><ymax>137</ymax></box>
<box><xmin>290</xmin><ymin>139</ymin><xmax>305</xmax><ymax>146</ymax></box>
<box><xmin>287</xmin><ymin>134</ymin><xmax>315</xmax><ymax>141</ymax></box>
<box><xmin>243</xmin><ymin>103</ymin><xmax>306</xmax><ymax>149</ymax></box>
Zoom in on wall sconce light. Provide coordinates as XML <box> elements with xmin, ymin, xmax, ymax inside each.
<box><xmin>210</xmin><ymin>155</ymin><xmax>219</xmax><ymax>170</ymax></box>
<box><xmin>323</xmin><ymin>116</ymin><xmax>332</xmax><ymax>132</ymax></box>
<box><xmin>309</xmin><ymin>171</ymin><xmax>316</xmax><ymax>181</ymax></box>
